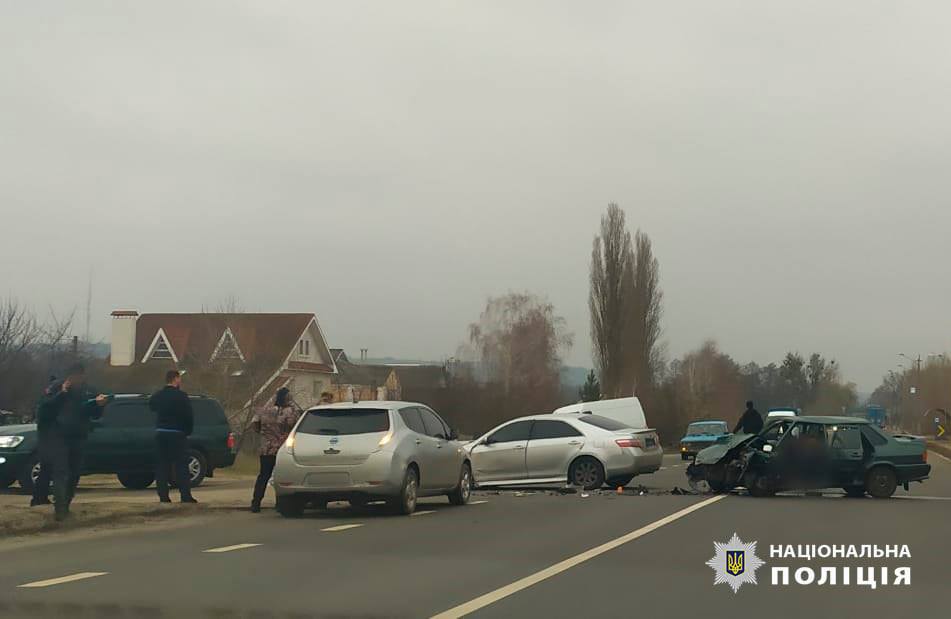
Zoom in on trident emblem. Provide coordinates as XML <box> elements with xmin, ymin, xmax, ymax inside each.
<box><xmin>726</xmin><ymin>550</ymin><xmax>745</xmax><ymax>576</ymax></box>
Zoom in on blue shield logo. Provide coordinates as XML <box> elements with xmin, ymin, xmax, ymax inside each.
<box><xmin>726</xmin><ymin>550</ymin><xmax>745</xmax><ymax>576</ymax></box>
<box><xmin>329</xmin><ymin>436</ymin><xmax>339</xmax><ymax>445</ymax></box>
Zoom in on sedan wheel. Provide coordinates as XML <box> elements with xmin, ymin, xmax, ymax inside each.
<box><xmin>449</xmin><ymin>463</ymin><xmax>472</xmax><ymax>505</ymax></box>
<box><xmin>569</xmin><ymin>457</ymin><xmax>605</xmax><ymax>491</ymax></box>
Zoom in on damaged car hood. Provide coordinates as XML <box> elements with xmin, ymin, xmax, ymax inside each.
<box><xmin>694</xmin><ymin>433</ymin><xmax>757</xmax><ymax>465</ymax></box>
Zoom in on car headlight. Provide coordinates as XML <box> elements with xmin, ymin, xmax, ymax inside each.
<box><xmin>0</xmin><ymin>436</ymin><xmax>24</xmax><ymax>449</ymax></box>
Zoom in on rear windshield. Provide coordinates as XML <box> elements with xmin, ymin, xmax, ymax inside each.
<box><xmin>577</xmin><ymin>414</ymin><xmax>629</xmax><ymax>431</ymax></box>
<box><xmin>192</xmin><ymin>400</ymin><xmax>229</xmax><ymax>427</ymax></box>
<box><xmin>687</xmin><ymin>423</ymin><xmax>727</xmax><ymax>435</ymax></box>
<box><xmin>296</xmin><ymin>408</ymin><xmax>390</xmax><ymax>436</ymax></box>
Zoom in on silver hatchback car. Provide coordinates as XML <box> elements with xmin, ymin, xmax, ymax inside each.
<box><xmin>272</xmin><ymin>401</ymin><xmax>471</xmax><ymax>516</ymax></box>
<box><xmin>467</xmin><ymin>413</ymin><xmax>663</xmax><ymax>490</ymax></box>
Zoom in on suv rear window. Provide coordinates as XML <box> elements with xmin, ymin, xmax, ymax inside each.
<box><xmin>192</xmin><ymin>400</ymin><xmax>229</xmax><ymax>427</ymax></box>
<box><xmin>576</xmin><ymin>415</ymin><xmax>630</xmax><ymax>431</ymax></box>
<box><xmin>296</xmin><ymin>408</ymin><xmax>390</xmax><ymax>435</ymax></box>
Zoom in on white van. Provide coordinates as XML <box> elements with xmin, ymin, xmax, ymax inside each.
<box><xmin>553</xmin><ymin>397</ymin><xmax>648</xmax><ymax>430</ymax></box>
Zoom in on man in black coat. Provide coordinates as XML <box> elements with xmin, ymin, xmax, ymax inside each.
<box><xmin>35</xmin><ymin>364</ymin><xmax>110</xmax><ymax>520</ymax></box>
<box><xmin>733</xmin><ymin>401</ymin><xmax>764</xmax><ymax>435</ymax></box>
<box><xmin>149</xmin><ymin>370</ymin><xmax>197</xmax><ymax>503</ymax></box>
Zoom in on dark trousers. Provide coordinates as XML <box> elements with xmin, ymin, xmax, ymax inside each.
<box><xmin>252</xmin><ymin>455</ymin><xmax>277</xmax><ymax>506</ymax></box>
<box><xmin>155</xmin><ymin>432</ymin><xmax>193</xmax><ymax>501</ymax></box>
<box><xmin>38</xmin><ymin>431</ymin><xmax>84</xmax><ymax>515</ymax></box>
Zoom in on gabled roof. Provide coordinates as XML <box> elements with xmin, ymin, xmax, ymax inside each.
<box><xmin>133</xmin><ymin>313</ymin><xmax>316</xmax><ymax>366</ymax></box>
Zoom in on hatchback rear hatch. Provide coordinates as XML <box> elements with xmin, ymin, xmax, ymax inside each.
<box><xmin>292</xmin><ymin>408</ymin><xmax>391</xmax><ymax>466</ymax></box>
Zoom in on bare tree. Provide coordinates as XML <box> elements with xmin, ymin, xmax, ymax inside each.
<box><xmin>589</xmin><ymin>204</ymin><xmax>635</xmax><ymax>398</ymax></box>
<box><xmin>629</xmin><ymin>230</ymin><xmax>664</xmax><ymax>395</ymax></box>
<box><xmin>0</xmin><ymin>298</ymin><xmax>40</xmax><ymax>374</ymax></box>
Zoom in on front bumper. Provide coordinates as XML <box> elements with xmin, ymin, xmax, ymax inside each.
<box><xmin>271</xmin><ymin>448</ymin><xmax>404</xmax><ymax>498</ymax></box>
<box><xmin>0</xmin><ymin>451</ymin><xmax>30</xmax><ymax>480</ymax></box>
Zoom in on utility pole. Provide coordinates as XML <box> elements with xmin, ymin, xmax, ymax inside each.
<box><xmin>899</xmin><ymin>353</ymin><xmax>923</xmax><ymax>432</ymax></box>
<box><xmin>85</xmin><ymin>267</ymin><xmax>93</xmax><ymax>345</ymax></box>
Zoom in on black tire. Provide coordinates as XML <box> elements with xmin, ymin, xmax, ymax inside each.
<box><xmin>448</xmin><ymin>463</ymin><xmax>472</xmax><ymax>506</ymax></box>
<box><xmin>390</xmin><ymin>466</ymin><xmax>419</xmax><ymax>515</ymax></box>
<box><xmin>568</xmin><ymin>457</ymin><xmax>605</xmax><ymax>491</ymax></box>
<box><xmin>0</xmin><ymin>474</ymin><xmax>15</xmax><ymax>489</ymax></box>
<box><xmin>276</xmin><ymin>494</ymin><xmax>306</xmax><ymax>518</ymax></box>
<box><xmin>17</xmin><ymin>453</ymin><xmax>42</xmax><ymax>494</ymax></box>
<box><xmin>606</xmin><ymin>476</ymin><xmax>634</xmax><ymax>489</ymax></box>
<box><xmin>117</xmin><ymin>472</ymin><xmax>155</xmax><ymax>490</ymax></box>
<box><xmin>744</xmin><ymin>472</ymin><xmax>774</xmax><ymax>498</ymax></box>
<box><xmin>843</xmin><ymin>485</ymin><xmax>866</xmax><ymax>498</ymax></box>
<box><xmin>866</xmin><ymin>466</ymin><xmax>897</xmax><ymax>499</ymax></box>
<box><xmin>171</xmin><ymin>449</ymin><xmax>207</xmax><ymax>489</ymax></box>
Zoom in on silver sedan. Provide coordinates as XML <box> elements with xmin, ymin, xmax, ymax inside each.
<box><xmin>466</xmin><ymin>413</ymin><xmax>663</xmax><ymax>490</ymax></box>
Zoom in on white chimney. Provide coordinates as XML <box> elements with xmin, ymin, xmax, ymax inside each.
<box><xmin>110</xmin><ymin>310</ymin><xmax>138</xmax><ymax>366</ymax></box>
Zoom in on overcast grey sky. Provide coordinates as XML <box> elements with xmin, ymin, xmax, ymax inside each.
<box><xmin>3</xmin><ymin>1</ymin><xmax>950</xmax><ymax>391</ymax></box>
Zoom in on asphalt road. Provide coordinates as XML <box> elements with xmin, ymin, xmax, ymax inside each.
<box><xmin>1</xmin><ymin>452</ymin><xmax>949</xmax><ymax>619</ymax></box>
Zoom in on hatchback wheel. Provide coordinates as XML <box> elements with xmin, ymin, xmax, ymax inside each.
<box><xmin>842</xmin><ymin>485</ymin><xmax>866</xmax><ymax>498</ymax></box>
<box><xmin>448</xmin><ymin>463</ymin><xmax>472</xmax><ymax>506</ymax></box>
<box><xmin>391</xmin><ymin>467</ymin><xmax>418</xmax><ymax>515</ymax></box>
<box><xmin>276</xmin><ymin>494</ymin><xmax>306</xmax><ymax>518</ymax></box>
<box><xmin>866</xmin><ymin>466</ymin><xmax>897</xmax><ymax>499</ymax></box>
<box><xmin>569</xmin><ymin>457</ymin><xmax>605</xmax><ymax>491</ymax></box>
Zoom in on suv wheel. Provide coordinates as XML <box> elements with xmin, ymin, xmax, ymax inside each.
<box><xmin>390</xmin><ymin>467</ymin><xmax>418</xmax><ymax>515</ymax></box>
<box><xmin>866</xmin><ymin>466</ymin><xmax>897</xmax><ymax>499</ymax></box>
<box><xmin>448</xmin><ymin>463</ymin><xmax>471</xmax><ymax>506</ymax></box>
<box><xmin>568</xmin><ymin>457</ymin><xmax>605</xmax><ymax>491</ymax></box>
<box><xmin>17</xmin><ymin>453</ymin><xmax>42</xmax><ymax>494</ymax></box>
<box><xmin>117</xmin><ymin>472</ymin><xmax>155</xmax><ymax>490</ymax></box>
<box><xmin>171</xmin><ymin>449</ymin><xmax>207</xmax><ymax>489</ymax></box>
<box><xmin>276</xmin><ymin>494</ymin><xmax>306</xmax><ymax>518</ymax></box>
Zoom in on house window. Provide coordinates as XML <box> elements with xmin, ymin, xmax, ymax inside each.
<box><xmin>216</xmin><ymin>331</ymin><xmax>242</xmax><ymax>360</ymax></box>
<box><xmin>151</xmin><ymin>337</ymin><xmax>173</xmax><ymax>359</ymax></box>
<box><xmin>299</xmin><ymin>339</ymin><xmax>310</xmax><ymax>357</ymax></box>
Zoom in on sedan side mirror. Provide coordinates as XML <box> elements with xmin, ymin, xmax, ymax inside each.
<box><xmin>448</xmin><ymin>428</ymin><xmax>459</xmax><ymax>441</ymax></box>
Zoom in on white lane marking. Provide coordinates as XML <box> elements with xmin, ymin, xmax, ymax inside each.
<box><xmin>894</xmin><ymin>495</ymin><xmax>951</xmax><ymax>501</ymax></box>
<box><xmin>18</xmin><ymin>572</ymin><xmax>109</xmax><ymax>588</ymax></box>
<box><xmin>430</xmin><ymin>495</ymin><xmax>725</xmax><ymax>619</ymax></box>
<box><xmin>470</xmin><ymin>500</ymin><xmax>489</xmax><ymax>505</ymax></box>
<box><xmin>411</xmin><ymin>510</ymin><xmax>436</xmax><ymax>517</ymax></box>
<box><xmin>929</xmin><ymin>449</ymin><xmax>951</xmax><ymax>464</ymax></box>
<box><xmin>659</xmin><ymin>467</ymin><xmax>667</xmax><ymax>470</ymax></box>
<box><xmin>203</xmin><ymin>543</ymin><xmax>261</xmax><ymax>553</ymax></box>
<box><xmin>321</xmin><ymin>524</ymin><xmax>364</xmax><ymax>532</ymax></box>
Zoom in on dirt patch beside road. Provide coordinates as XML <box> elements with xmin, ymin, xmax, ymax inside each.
<box><xmin>929</xmin><ymin>441</ymin><xmax>951</xmax><ymax>460</ymax></box>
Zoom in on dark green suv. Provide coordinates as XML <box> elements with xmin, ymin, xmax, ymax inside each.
<box><xmin>0</xmin><ymin>394</ymin><xmax>236</xmax><ymax>492</ymax></box>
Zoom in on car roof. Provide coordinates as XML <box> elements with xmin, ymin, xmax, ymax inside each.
<box><xmin>306</xmin><ymin>400</ymin><xmax>423</xmax><ymax>411</ymax></box>
<box><xmin>112</xmin><ymin>393</ymin><xmax>215</xmax><ymax>401</ymax></box>
<box><xmin>688</xmin><ymin>420</ymin><xmax>727</xmax><ymax>425</ymax></box>
<box><xmin>773</xmin><ymin>415</ymin><xmax>870</xmax><ymax>425</ymax></box>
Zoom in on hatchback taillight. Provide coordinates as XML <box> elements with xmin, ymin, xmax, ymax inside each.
<box><xmin>616</xmin><ymin>438</ymin><xmax>644</xmax><ymax>449</ymax></box>
<box><xmin>922</xmin><ymin>450</ymin><xmax>928</xmax><ymax>463</ymax></box>
<box><xmin>227</xmin><ymin>432</ymin><xmax>236</xmax><ymax>451</ymax></box>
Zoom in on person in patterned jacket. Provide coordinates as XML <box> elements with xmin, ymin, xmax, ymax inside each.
<box><xmin>250</xmin><ymin>387</ymin><xmax>301</xmax><ymax>513</ymax></box>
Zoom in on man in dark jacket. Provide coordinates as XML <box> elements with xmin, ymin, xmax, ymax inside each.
<box><xmin>149</xmin><ymin>370</ymin><xmax>197</xmax><ymax>503</ymax></box>
<box><xmin>733</xmin><ymin>401</ymin><xmax>764</xmax><ymax>435</ymax></box>
<box><xmin>35</xmin><ymin>364</ymin><xmax>110</xmax><ymax>520</ymax></box>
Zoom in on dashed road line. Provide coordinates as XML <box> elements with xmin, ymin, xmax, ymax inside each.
<box><xmin>203</xmin><ymin>543</ymin><xmax>262</xmax><ymax>553</ymax></box>
<box><xmin>430</xmin><ymin>495</ymin><xmax>726</xmax><ymax>619</ymax></box>
<box><xmin>18</xmin><ymin>572</ymin><xmax>109</xmax><ymax>588</ymax></box>
<box><xmin>411</xmin><ymin>510</ymin><xmax>436</xmax><ymax>517</ymax></box>
<box><xmin>321</xmin><ymin>524</ymin><xmax>364</xmax><ymax>532</ymax></box>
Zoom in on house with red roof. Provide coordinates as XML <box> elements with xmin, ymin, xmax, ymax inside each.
<box><xmin>107</xmin><ymin>310</ymin><xmax>337</xmax><ymax>410</ymax></box>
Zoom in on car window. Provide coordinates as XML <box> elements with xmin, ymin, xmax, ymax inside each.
<box><xmin>860</xmin><ymin>425</ymin><xmax>888</xmax><ymax>446</ymax></box>
<box><xmin>487</xmin><ymin>420</ymin><xmax>532</xmax><ymax>443</ymax></box>
<box><xmin>576</xmin><ymin>415</ymin><xmax>629</xmax><ymax>431</ymax></box>
<box><xmin>399</xmin><ymin>407</ymin><xmax>426</xmax><ymax>435</ymax></box>
<box><xmin>192</xmin><ymin>399</ymin><xmax>228</xmax><ymax>427</ymax></box>
<box><xmin>530</xmin><ymin>420</ymin><xmax>582</xmax><ymax>439</ymax></box>
<box><xmin>296</xmin><ymin>408</ymin><xmax>390</xmax><ymax>435</ymax></box>
<box><xmin>762</xmin><ymin>419</ymin><xmax>793</xmax><ymax>442</ymax></box>
<box><xmin>103</xmin><ymin>402</ymin><xmax>153</xmax><ymax>427</ymax></box>
<box><xmin>418</xmin><ymin>408</ymin><xmax>449</xmax><ymax>439</ymax></box>
<box><xmin>830</xmin><ymin>426</ymin><xmax>862</xmax><ymax>450</ymax></box>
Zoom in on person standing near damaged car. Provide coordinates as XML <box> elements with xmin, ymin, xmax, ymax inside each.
<box><xmin>733</xmin><ymin>401</ymin><xmax>764</xmax><ymax>435</ymax></box>
<box><xmin>249</xmin><ymin>387</ymin><xmax>301</xmax><ymax>513</ymax></box>
<box><xmin>35</xmin><ymin>363</ymin><xmax>110</xmax><ymax>520</ymax></box>
<box><xmin>150</xmin><ymin>370</ymin><xmax>197</xmax><ymax>504</ymax></box>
